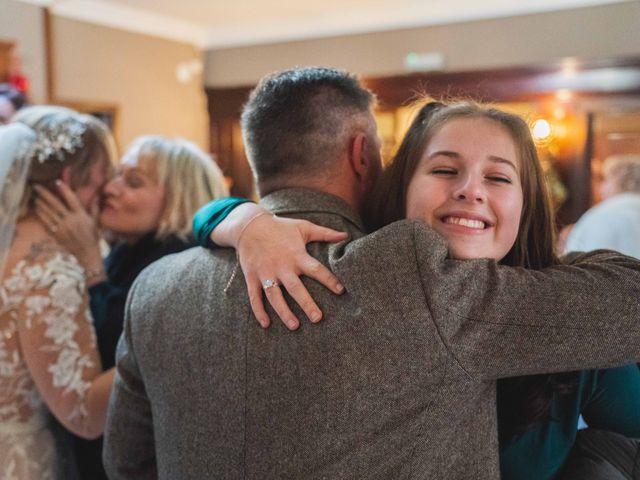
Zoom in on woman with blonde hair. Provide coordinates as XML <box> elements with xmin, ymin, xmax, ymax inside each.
<box><xmin>0</xmin><ymin>106</ymin><xmax>117</xmax><ymax>479</ymax></box>
<box><xmin>35</xmin><ymin>134</ymin><xmax>228</xmax><ymax>479</ymax></box>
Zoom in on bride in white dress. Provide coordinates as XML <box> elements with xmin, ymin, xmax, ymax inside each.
<box><xmin>0</xmin><ymin>107</ymin><xmax>116</xmax><ymax>479</ymax></box>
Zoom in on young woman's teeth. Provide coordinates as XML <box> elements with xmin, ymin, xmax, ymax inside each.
<box><xmin>445</xmin><ymin>217</ymin><xmax>486</xmax><ymax>229</ymax></box>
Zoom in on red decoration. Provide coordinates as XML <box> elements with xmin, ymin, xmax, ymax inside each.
<box><xmin>8</xmin><ymin>47</ymin><xmax>29</xmax><ymax>96</ymax></box>
<box><xmin>9</xmin><ymin>74</ymin><xmax>29</xmax><ymax>94</ymax></box>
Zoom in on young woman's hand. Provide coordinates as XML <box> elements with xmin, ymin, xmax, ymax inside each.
<box><xmin>34</xmin><ymin>181</ymin><xmax>106</xmax><ymax>285</ymax></box>
<box><xmin>213</xmin><ymin>204</ymin><xmax>348</xmax><ymax>330</ymax></box>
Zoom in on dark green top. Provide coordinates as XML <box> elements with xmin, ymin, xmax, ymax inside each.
<box><xmin>192</xmin><ymin>197</ymin><xmax>640</xmax><ymax>480</ymax></box>
<box><xmin>499</xmin><ymin>365</ymin><xmax>640</xmax><ymax>480</ymax></box>
<box><xmin>88</xmin><ymin>232</ymin><xmax>196</xmax><ymax>369</ymax></box>
<box><xmin>192</xmin><ymin>196</ymin><xmax>251</xmax><ymax>248</ymax></box>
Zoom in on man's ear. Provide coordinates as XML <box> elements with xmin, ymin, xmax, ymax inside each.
<box><xmin>349</xmin><ymin>133</ymin><xmax>369</xmax><ymax>181</ymax></box>
<box><xmin>60</xmin><ymin>165</ymin><xmax>73</xmax><ymax>186</ymax></box>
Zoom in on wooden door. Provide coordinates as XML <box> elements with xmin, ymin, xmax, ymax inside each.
<box><xmin>0</xmin><ymin>40</ymin><xmax>15</xmax><ymax>83</ymax></box>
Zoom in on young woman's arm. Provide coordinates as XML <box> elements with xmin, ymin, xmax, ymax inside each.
<box><xmin>192</xmin><ymin>197</ymin><xmax>252</xmax><ymax>248</ymax></box>
<box><xmin>193</xmin><ymin>199</ymin><xmax>347</xmax><ymax>330</ymax></box>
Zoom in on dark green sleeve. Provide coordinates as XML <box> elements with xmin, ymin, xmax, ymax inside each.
<box><xmin>192</xmin><ymin>197</ymin><xmax>252</xmax><ymax>249</ymax></box>
<box><xmin>582</xmin><ymin>364</ymin><xmax>640</xmax><ymax>437</ymax></box>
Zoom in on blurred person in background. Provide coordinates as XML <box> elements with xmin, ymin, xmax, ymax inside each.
<box><xmin>563</xmin><ymin>154</ymin><xmax>640</xmax><ymax>478</ymax></box>
<box><xmin>1</xmin><ymin>106</ymin><xmax>117</xmax><ymax>479</ymax></box>
<box><xmin>0</xmin><ymin>83</ymin><xmax>27</xmax><ymax>124</ymax></box>
<box><xmin>565</xmin><ymin>154</ymin><xmax>640</xmax><ymax>259</ymax></box>
<box><xmin>34</xmin><ymin>135</ymin><xmax>229</xmax><ymax>479</ymax></box>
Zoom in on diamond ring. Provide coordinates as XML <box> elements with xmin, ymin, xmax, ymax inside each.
<box><xmin>262</xmin><ymin>279</ymin><xmax>279</xmax><ymax>290</ymax></box>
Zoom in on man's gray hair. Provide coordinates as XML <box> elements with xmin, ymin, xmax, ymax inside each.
<box><xmin>240</xmin><ymin>67</ymin><xmax>375</xmax><ymax>188</ymax></box>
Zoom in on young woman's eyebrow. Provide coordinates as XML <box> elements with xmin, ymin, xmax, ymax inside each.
<box><xmin>428</xmin><ymin>150</ymin><xmax>459</xmax><ymax>160</ymax></box>
<box><xmin>488</xmin><ymin>156</ymin><xmax>518</xmax><ymax>172</ymax></box>
<box><xmin>427</xmin><ymin>151</ymin><xmax>518</xmax><ymax>173</ymax></box>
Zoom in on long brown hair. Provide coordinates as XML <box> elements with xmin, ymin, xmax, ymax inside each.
<box><xmin>367</xmin><ymin>99</ymin><xmax>557</xmax><ymax>269</ymax></box>
<box><xmin>366</xmin><ymin>99</ymin><xmax>577</xmax><ymax>441</ymax></box>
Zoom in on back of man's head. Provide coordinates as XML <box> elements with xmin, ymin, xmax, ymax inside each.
<box><xmin>241</xmin><ymin>67</ymin><xmax>375</xmax><ymax>193</ymax></box>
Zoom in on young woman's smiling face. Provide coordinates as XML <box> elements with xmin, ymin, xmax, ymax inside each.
<box><xmin>405</xmin><ymin>117</ymin><xmax>524</xmax><ymax>261</ymax></box>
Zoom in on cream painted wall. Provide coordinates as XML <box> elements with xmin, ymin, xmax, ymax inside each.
<box><xmin>0</xmin><ymin>0</ymin><xmax>46</xmax><ymax>103</ymax></box>
<box><xmin>204</xmin><ymin>1</ymin><xmax>640</xmax><ymax>87</ymax></box>
<box><xmin>54</xmin><ymin>17</ymin><xmax>208</xmax><ymax>150</ymax></box>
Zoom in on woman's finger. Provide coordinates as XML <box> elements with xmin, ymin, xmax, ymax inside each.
<box><xmin>246</xmin><ymin>277</ymin><xmax>271</xmax><ymax>329</ymax></box>
<box><xmin>301</xmin><ymin>222</ymin><xmax>349</xmax><ymax>243</ymax></box>
<box><xmin>279</xmin><ymin>273</ymin><xmax>323</xmax><ymax>323</ymax></box>
<box><xmin>34</xmin><ymin>198</ymin><xmax>58</xmax><ymax>224</ymax></box>
<box><xmin>55</xmin><ymin>180</ymin><xmax>83</xmax><ymax>211</ymax></box>
<box><xmin>89</xmin><ymin>200</ymin><xmax>100</xmax><ymax>220</ymax></box>
<box><xmin>300</xmin><ymin>257</ymin><xmax>345</xmax><ymax>295</ymax></box>
<box><xmin>33</xmin><ymin>185</ymin><xmax>69</xmax><ymax>216</ymax></box>
<box><xmin>34</xmin><ymin>207</ymin><xmax>57</xmax><ymax>233</ymax></box>
<box><xmin>262</xmin><ymin>283</ymin><xmax>300</xmax><ymax>331</ymax></box>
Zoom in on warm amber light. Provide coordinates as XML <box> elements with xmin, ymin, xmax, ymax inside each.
<box><xmin>561</xmin><ymin>57</ymin><xmax>579</xmax><ymax>77</ymax></box>
<box><xmin>553</xmin><ymin>107</ymin><xmax>566</xmax><ymax>119</ymax></box>
<box><xmin>532</xmin><ymin>119</ymin><xmax>552</xmax><ymax>140</ymax></box>
<box><xmin>556</xmin><ymin>89</ymin><xmax>573</xmax><ymax>102</ymax></box>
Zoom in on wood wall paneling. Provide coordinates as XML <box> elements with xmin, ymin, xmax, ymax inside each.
<box><xmin>207</xmin><ymin>86</ymin><xmax>253</xmax><ymax>197</ymax></box>
<box><xmin>0</xmin><ymin>40</ymin><xmax>15</xmax><ymax>83</ymax></box>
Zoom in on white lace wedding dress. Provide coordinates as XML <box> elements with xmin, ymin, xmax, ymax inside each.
<box><xmin>0</xmin><ymin>243</ymin><xmax>100</xmax><ymax>480</ymax></box>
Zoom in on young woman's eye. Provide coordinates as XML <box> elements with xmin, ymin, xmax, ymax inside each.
<box><xmin>432</xmin><ymin>168</ymin><xmax>456</xmax><ymax>176</ymax></box>
<box><xmin>487</xmin><ymin>175</ymin><xmax>512</xmax><ymax>184</ymax></box>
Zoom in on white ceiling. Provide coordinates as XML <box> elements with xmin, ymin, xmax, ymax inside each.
<box><xmin>18</xmin><ymin>0</ymin><xmax>634</xmax><ymax>49</ymax></box>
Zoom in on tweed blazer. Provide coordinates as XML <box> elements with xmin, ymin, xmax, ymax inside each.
<box><xmin>104</xmin><ymin>188</ymin><xmax>640</xmax><ymax>480</ymax></box>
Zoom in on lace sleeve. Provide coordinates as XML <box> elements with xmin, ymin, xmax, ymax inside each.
<box><xmin>10</xmin><ymin>244</ymin><xmax>104</xmax><ymax>437</ymax></box>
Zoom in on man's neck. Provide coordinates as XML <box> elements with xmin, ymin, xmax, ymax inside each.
<box><xmin>258</xmin><ymin>178</ymin><xmax>361</xmax><ymax>213</ymax></box>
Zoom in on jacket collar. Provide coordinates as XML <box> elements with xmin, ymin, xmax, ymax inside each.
<box><xmin>260</xmin><ymin>188</ymin><xmax>364</xmax><ymax>232</ymax></box>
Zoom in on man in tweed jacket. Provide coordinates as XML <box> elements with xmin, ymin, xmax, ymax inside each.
<box><xmin>104</xmin><ymin>67</ymin><xmax>640</xmax><ymax>479</ymax></box>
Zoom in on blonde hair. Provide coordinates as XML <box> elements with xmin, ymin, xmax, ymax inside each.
<box><xmin>13</xmin><ymin>105</ymin><xmax>117</xmax><ymax>217</ymax></box>
<box><xmin>602</xmin><ymin>154</ymin><xmax>640</xmax><ymax>194</ymax></box>
<box><xmin>127</xmin><ymin>136</ymin><xmax>228</xmax><ymax>240</ymax></box>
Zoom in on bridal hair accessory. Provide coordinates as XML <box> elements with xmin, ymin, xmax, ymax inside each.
<box><xmin>30</xmin><ymin>117</ymin><xmax>88</xmax><ymax>163</ymax></box>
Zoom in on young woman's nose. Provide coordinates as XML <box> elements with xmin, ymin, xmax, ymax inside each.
<box><xmin>453</xmin><ymin>175</ymin><xmax>486</xmax><ymax>203</ymax></box>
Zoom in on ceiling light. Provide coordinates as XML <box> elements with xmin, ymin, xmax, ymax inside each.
<box><xmin>532</xmin><ymin>119</ymin><xmax>552</xmax><ymax>140</ymax></box>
